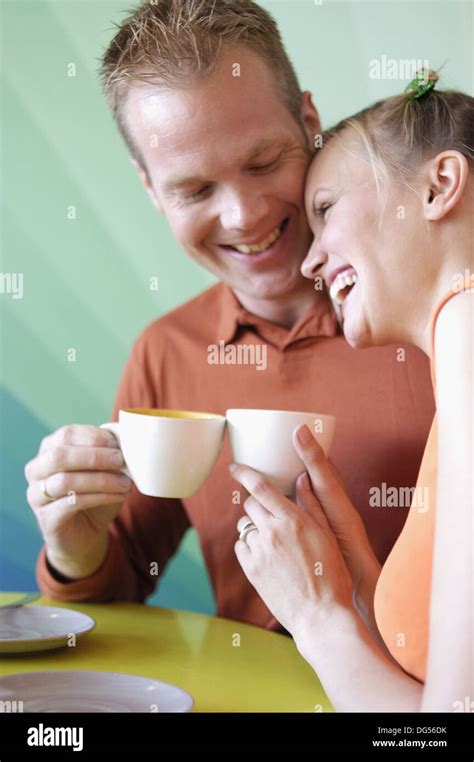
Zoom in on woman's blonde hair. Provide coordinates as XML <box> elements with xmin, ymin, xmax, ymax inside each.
<box><xmin>322</xmin><ymin>88</ymin><xmax>474</xmax><ymax>185</ymax></box>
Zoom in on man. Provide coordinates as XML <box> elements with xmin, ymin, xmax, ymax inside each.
<box><xmin>25</xmin><ymin>0</ymin><xmax>434</xmax><ymax>631</ymax></box>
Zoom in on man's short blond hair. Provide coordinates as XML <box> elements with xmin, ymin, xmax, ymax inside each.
<box><xmin>99</xmin><ymin>0</ymin><xmax>303</xmax><ymax>171</ymax></box>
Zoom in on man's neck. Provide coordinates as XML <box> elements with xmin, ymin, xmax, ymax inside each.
<box><xmin>232</xmin><ymin>279</ymin><xmax>323</xmax><ymax>330</ymax></box>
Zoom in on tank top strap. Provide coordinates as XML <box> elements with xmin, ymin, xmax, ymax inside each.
<box><xmin>429</xmin><ymin>274</ymin><xmax>474</xmax><ymax>389</ymax></box>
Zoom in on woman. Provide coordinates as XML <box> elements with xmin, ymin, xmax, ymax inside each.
<box><xmin>229</xmin><ymin>73</ymin><xmax>473</xmax><ymax>711</ymax></box>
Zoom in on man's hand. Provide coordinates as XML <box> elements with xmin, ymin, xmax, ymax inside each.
<box><xmin>25</xmin><ymin>424</ymin><xmax>132</xmax><ymax>580</ymax></box>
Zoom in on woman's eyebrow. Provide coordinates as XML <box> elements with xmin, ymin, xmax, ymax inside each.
<box><xmin>311</xmin><ymin>187</ymin><xmax>332</xmax><ymax>211</ymax></box>
<box><xmin>312</xmin><ymin>186</ymin><xmax>331</xmax><ymax>197</ymax></box>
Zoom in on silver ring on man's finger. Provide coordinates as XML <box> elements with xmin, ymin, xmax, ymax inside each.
<box><xmin>41</xmin><ymin>478</ymin><xmax>54</xmax><ymax>501</ymax></box>
<box><xmin>239</xmin><ymin>521</ymin><xmax>258</xmax><ymax>545</ymax></box>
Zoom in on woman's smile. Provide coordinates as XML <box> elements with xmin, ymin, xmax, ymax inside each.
<box><xmin>326</xmin><ymin>266</ymin><xmax>359</xmax><ymax>305</ymax></box>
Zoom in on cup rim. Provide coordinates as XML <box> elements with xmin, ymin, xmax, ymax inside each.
<box><xmin>121</xmin><ymin>408</ymin><xmax>225</xmax><ymax>420</ymax></box>
<box><xmin>225</xmin><ymin>408</ymin><xmax>334</xmax><ymax>420</ymax></box>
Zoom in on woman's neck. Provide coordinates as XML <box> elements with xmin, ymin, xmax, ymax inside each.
<box><xmin>417</xmin><ymin>240</ymin><xmax>472</xmax><ymax>356</ymax></box>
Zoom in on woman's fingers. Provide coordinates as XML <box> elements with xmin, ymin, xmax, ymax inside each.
<box><xmin>236</xmin><ymin>515</ymin><xmax>259</xmax><ymax>548</ymax></box>
<box><xmin>292</xmin><ymin>425</ymin><xmax>372</xmax><ymax>581</ymax></box>
<box><xmin>295</xmin><ymin>472</ymin><xmax>330</xmax><ymax>529</ymax></box>
<box><xmin>293</xmin><ymin>425</ymin><xmax>353</xmax><ymax>521</ymax></box>
<box><xmin>242</xmin><ymin>495</ymin><xmax>271</xmax><ymax>526</ymax></box>
<box><xmin>236</xmin><ymin>495</ymin><xmax>268</xmax><ymax>546</ymax></box>
<box><xmin>228</xmin><ymin>464</ymin><xmax>292</xmax><ymax>518</ymax></box>
<box><xmin>236</xmin><ymin>515</ymin><xmax>252</xmax><ymax>533</ymax></box>
<box><xmin>235</xmin><ymin>506</ymin><xmax>260</xmax><ymax>561</ymax></box>
<box><xmin>234</xmin><ymin>536</ymin><xmax>252</xmax><ymax>564</ymax></box>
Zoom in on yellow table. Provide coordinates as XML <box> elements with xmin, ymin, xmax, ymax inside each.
<box><xmin>0</xmin><ymin>594</ymin><xmax>332</xmax><ymax>712</ymax></box>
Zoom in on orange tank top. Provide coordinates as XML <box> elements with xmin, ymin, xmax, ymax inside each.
<box><xmin>374</xmin><ymin>274</ymin><xmax>474</xmax><ymax>682</ymax></box>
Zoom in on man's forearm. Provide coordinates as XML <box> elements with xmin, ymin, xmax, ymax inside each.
<box><xmin>45</xmin><ymin>533</ymin><xmax>109</xmax><ymax>582</ymax></box>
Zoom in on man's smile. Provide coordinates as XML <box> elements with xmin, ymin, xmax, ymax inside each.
<box><xmin>220</xmin><ymin>217</ymin><xmax>289</xmax><ymax>254</ymax></box>
<box><xmin>216</xmin><ymin>217</ymin><xmax>291</xmax><ymax>266</ymax></box>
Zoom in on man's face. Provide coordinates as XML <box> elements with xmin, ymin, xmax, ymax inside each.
<box><xmin>125</xmin><ymin>47</ymin><xmax>319</xmax><ymax>303</ymax></box>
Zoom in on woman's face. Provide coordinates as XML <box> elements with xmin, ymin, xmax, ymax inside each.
<box><xmin>302</xmin><ymin>130</ymin><xmax>430</xmax><ymax>348</ymax></box>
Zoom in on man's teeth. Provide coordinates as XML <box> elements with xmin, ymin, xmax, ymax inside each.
<box><xmin>232</xmin><ymin>224</ymin><xmax>282</xmax><ymax>254</ymax></box>
<box><xmin>329</xmin><ymin>271</ymin><xmax>359</xmax><ymax>304</ymax></box>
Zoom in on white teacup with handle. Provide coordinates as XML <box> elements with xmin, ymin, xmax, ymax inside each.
<box><xmin>100</xmin><ymin>408</ymin><xmax>226</xmax><ymax>498</ymax></box>
<box><xmin>226</xmin><ymin>408</ymin><xmax>335</xmax><ymax>496</ymax></box>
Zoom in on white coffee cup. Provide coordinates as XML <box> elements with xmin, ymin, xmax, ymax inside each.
<box><xmin>226</xmin><ymin>408</ymin><xmax>335</xmax><ymax>495</ymax></box>
<box><xmin>101</xmin><ymin>408</ymin><xmax>226</xmax><ymax>498</ymax></box>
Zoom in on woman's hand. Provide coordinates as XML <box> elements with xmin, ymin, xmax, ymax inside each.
<box><xmin>230</xmin><ymin>424</ymin><xmax>425</xmax><ymax>711</ymax></box>
<box><xmin>229</xmin><ymin>461</ymin><xmax>353</xmax><ymax>636</ymax></box>
<box><xmin>230</xmin><ymin>424</ymin><xmax>381</xmax><ymax>636</ymax></box>
<box><xmin>290</xmin><ymin>424</ymin><xmax>381</xmax><ymax>592</ymax></box>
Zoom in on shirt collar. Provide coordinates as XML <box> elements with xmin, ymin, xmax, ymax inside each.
<box><xmin>216</xmin><ymin>283</ymin><xmax>340</xmax><ymax>349</ymax></box>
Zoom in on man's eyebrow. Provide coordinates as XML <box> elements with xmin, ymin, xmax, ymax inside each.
<box><xmin>162</xmin><ymin>138</ymin><xmax>288</xmax><ymax>193</ymax></box>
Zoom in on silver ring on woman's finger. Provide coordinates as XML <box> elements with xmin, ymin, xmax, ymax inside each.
<box><xmin>239</xmin><ymin>521</ymin><xmax>258</xmax><ymax>545</ymax></box>
<box><xmin>41</xmin><ymin>478</ymin><xmax>54</xmax><ymax>501</ymax></box>
<box><xmin>237</xmin><ymin>518</ymin><xmax>254</xmax><ymax>535</ymax></box>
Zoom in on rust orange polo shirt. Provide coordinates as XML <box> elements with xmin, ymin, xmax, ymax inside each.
<box><xmin>36</xmin><ymin>283</ymin><xmax>435</xmax><ymax>630</ymax></box>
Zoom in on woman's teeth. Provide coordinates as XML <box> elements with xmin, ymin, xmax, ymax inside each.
<box><xmin>329</xmin><ymin>271</ymin><xmax>359</xmax><ymax>304</ymax></box>
<box><xmin>232</xmin><ymin>224</ymin><xmax>282</xmax><ymax>254</ymax></box>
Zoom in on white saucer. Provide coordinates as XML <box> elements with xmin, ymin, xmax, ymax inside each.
<box><xmin>0</xmin><ymin>671</ymin><xmax>194</xmax><ymax>712</ymax></box>
<box><xmin>0</xmin><ymin>606</ymin><xmax>95</xmax><ymax>654</ymax></box>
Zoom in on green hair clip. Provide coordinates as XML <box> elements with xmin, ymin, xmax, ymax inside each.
<box><xmin>405</xmin><ymin>68</ymin><xmax>439</xmax><ymax>99</ymax></box>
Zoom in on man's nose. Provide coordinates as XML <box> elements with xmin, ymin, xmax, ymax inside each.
<box><xmin>301</xmin><ymin>238</ymin><xmax>327</xmax><ymax>280</ymax></box>
<box><xmin>219</xmin><ymin>190</ymin><xmax>271</xmax><ymax>231</ymax></box>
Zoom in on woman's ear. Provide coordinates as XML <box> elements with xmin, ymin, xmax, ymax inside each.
<box><xmin>129</xmin><ymin>156</ymin><xmax>163</xmax><ymax>213</ymax></box>
<box><xmin>422</xmin><ymin>151</ymin><xmax>469</xmax><ymax>221</ymax></box>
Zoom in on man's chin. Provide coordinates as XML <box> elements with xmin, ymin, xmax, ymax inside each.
<box><xmin>190</xmin><ymin>240</ymin><xmax>311</xmax><ymax>303</ymax></box>
<box><xmin>232</xmin><ymin>267</ymin><xmax>309</xmax><ymax>301</ymax></box>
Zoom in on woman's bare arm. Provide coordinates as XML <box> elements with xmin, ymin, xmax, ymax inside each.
<box><xmin>421</xmin><ymin>289</ymin><xmax>473</xmax><ymax>710</ymax></box>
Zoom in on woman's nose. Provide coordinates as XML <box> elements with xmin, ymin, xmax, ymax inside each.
<box><xmin>301</xmin><ymin>239</ymin><xmax>327</xmax><ymax>280</ymax></box>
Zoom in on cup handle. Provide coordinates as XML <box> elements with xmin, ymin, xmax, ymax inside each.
<box><xmin>100</xmin><ymin>422</ymin><xmax>133</xmax><ymax>480</ymax></box>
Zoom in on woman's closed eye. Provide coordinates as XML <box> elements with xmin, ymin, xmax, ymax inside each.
<box><xmin>314</xmin><ymin>202</ymin><xmax>333</xmax><ymax>219</ymax></box>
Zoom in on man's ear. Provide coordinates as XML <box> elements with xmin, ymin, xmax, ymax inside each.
<box><xmin>129</xmin><ymin>156</ymin><xmax>163</xmax><ymax>213</ymax></box>
<box><xmin>422</xmin><ymin>151</ymin><xmax>469</xmax><ymax>221</ymax></box>
<box><xmin>300</xmin><ymin>91</ymin><xmax>321</xmax><ymax>152</ymax></box>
